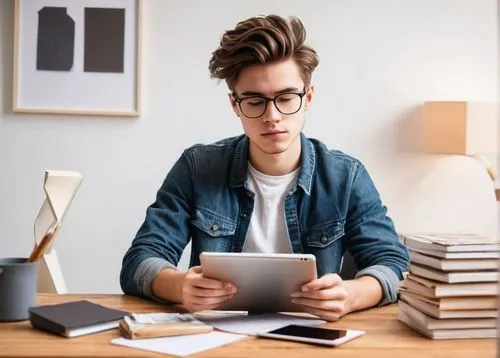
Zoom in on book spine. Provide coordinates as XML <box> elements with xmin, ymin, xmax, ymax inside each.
<box><xmin>29</xmin><ymin>313</ymin><xmax>67</xmax><ymax>336</ymax></box>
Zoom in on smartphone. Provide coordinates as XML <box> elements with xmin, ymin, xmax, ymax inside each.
<box><xmin>257</xmin><ymin>324</ymin><xmax>365</xmax><ymax>346</ymax></box>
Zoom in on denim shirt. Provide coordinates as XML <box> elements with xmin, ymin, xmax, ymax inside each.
<box><xmin>120</xmin><ymin>133</ymin><xmax>409</xmax><ymax>305</ymax></box>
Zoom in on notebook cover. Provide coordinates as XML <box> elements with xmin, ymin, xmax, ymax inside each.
<box><xmin>29</xmin><ymin>300</ymin><xmax>128</xmax><ymax>336</ymax></box>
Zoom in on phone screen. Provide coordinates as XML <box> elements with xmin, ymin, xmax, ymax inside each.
<box><xmin>267</xmin><ymin>325</ymin><xmax>348</xmax><ymax>340</ymax></box>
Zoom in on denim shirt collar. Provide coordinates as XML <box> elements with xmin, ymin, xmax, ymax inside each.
<box><xmin>229</xmin><ymin>133</ymin><xmax>316</xmax><ymax>195</ymax></box>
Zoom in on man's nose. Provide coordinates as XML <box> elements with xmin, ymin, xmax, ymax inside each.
<box><xmin>262</xmin><ymin>101</ymin><xmax>282</xmax><ymax>122</ymax></box>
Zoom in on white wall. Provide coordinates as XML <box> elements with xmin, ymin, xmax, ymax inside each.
<box><xmin>0</xmin><ymin>0</ymin><xmax>497</xmax><ymax>293</ymax></box>
<box><xmin>498</xmin><ymin>0</ymin><xmax>500</xmax><ymax>229</ymax></box>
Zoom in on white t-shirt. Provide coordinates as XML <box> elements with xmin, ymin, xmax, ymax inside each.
<box><xmin>242</xmin><ymin>163</ymin><xmax>300</xmax><ymax>253</ymax></box>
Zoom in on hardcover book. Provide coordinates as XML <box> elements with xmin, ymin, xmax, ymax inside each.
<box><xmin>29</xmin><ymin>300</ymin><xmax>128</xmax><ymax>337</ymax></box>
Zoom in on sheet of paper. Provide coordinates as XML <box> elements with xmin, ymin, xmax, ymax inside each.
<box><xmin>111</xmin><ymin>332</ymin><xmax>246</xmax><ymax>357</ymax></box>
<box><xmin>201</xmin><ymin>313</ymin><xmax>326</xmax><ymax>335</ymax></box>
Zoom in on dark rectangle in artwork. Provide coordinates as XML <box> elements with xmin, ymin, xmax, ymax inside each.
<box><xmin>84</xmin><ymin>7</ymin><xmax>125</xmax><ymax>73</ymax></box>
<box><xmin>36</xmin><ymin>7</ymin><xmax>75</xmax><ymax>71</ymax></box>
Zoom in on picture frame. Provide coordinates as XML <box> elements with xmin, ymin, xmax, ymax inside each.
<box><xmin>13</xmin><ymin>0</ymin><xmax>141</xmax><ymax>116</ymax></box>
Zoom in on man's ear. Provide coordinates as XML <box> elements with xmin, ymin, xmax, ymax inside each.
<box><xmin>228</xmin><ymin>93</ymin><xmax>240</xmax><ymax>117</ymax></box>
<box><xmin>304</xmin><ymin>85</ymin><xmax>314</xmax><ymax>110</ymax></box>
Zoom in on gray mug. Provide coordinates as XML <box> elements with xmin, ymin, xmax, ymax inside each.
<box><xmin>0</xmin><ymin>258</ymin><xmax>37</xmax><ymax>321</ymax></box>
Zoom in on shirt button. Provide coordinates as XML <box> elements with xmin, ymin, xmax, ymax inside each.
<box><xmin>240</xmin><ymin>213</ymin><xmax>247</xmax><ymax>218</ymax></box>
<box><xmin>247</xmin><ymin>191</ymin><xmax>254</xmax><ymax>198</ymax></box>
<box><xmin>321</xmin><ymin>235</ymin><xmax>328</xmax><ymax>244</ymax></box>
<box><xmin>211</xmin><ymin>224</ymin><xmax>219</xmax><ymax>231</ymax></box>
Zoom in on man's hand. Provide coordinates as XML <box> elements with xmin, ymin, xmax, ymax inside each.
<box><xmin>181</xmin><ymin>266</ymin><xmax>236</xmax><ymax>312</ymax></box>
<box><xmin>290</xmin><ymin>273</ymin><xmax>350</xmax><ymax>321</ymax></box>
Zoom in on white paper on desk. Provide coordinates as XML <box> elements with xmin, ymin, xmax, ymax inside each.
<box><xmin>111</xmin><ymin>332</ymin><xmax>246</xmax><ymax>357</ymax></box>
<box><xmin>201</xmin><ymin>313</ymin><xmax>326</xmax><ymax>335</ymax></box>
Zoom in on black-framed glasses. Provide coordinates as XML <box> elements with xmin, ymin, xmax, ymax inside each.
<box><xmin>233</xmin><ymin>87</ymin><xmax>307</xmax><ymax>119</ymax></box>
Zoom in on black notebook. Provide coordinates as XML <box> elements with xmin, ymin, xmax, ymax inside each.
<box><xmin>29</xmin><ymin>300</ymin><xmax>128</xmax><ymax>337</ymax></box>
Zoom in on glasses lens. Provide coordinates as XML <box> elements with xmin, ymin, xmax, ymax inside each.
<box><xmin>240</xmin><ymin>97</ymin><xmax>267</xmax><ymax>118</ymax></box>
<box><xmin>275</xmin><ymin>93</ymin><xmax>302</xmax><ymax>115</ymax></box>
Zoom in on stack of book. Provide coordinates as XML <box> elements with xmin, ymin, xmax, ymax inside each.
<box><xmin>397</xmin><ymin>233</ymin><xmax>500</xmax><ymax>339</ymax></box>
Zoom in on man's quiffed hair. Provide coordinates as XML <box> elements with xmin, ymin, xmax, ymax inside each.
<box><xmin>209</xmin><ymin>14</ymin><xmax>319</xmax><ymax>90</ymax></box>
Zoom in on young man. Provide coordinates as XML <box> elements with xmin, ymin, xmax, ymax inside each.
<box><xmin>120</xmin><ymin>14</ymin><xmax>409</xmax><ymax>321</ymax></box>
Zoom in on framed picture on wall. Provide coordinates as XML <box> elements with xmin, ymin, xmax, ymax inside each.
<box><xmin>13</xmin><ymin>0</ymin><xmax>141</xmax><ymax>116</ymax></box>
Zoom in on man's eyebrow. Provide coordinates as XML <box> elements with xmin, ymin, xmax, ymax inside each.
<box><xmin>239</xmin><ymin>87</ymin><xmax>302</xmax><ymax>97</ymax></box>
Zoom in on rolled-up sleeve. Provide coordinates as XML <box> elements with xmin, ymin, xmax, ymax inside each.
<box><xmin>355</xmin><ymin>265</ymin><xmax>401</xmax><ymax>305</ymax></box>
<box><xmin>134</xmin><ymin>257</ymin><xmax>177</xmax><ymax>300</ymax></box>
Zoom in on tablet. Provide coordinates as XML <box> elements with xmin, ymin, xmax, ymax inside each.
<box><xmin>199</xmin><ymin>252</ymin><xmax>317</xmax><ymax>312</ymax></box>
<box><xmin>258</xmin><ymin>324</ymin><xmax>365</xmax><ymax>346</ymax></box>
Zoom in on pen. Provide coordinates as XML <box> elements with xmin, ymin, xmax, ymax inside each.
<box><xmin>28</xmin><ymin>226</ymin><xmax>59</xmax><ymax>263</ymax></box>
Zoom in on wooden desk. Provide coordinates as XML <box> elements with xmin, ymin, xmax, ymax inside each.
<box><xmin>0</xmin><ymin>294</ymin><xmax>495</xmax><ymax>358</ymax></box>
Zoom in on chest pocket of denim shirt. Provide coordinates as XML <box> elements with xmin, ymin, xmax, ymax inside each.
<box><xmin>305</xmin><ymin>221</ymin><xmax>344</xmax><ymax>248</ymax></box>
<box><xmin>303</xmin><ymin>221</ymin><xmax>345</xmax><ymax>276</ymax></box>
<box><xmin>191</xmin><ymin>207</ymin><xmax>236</xmax><ymax>252</ymax></box>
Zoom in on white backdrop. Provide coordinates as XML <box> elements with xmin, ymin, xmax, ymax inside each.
<box><xmin>0</xmin><ymin>0</ymin><xmax>497</xmax><ymax>293</ymax></box>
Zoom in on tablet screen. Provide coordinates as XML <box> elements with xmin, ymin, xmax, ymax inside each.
<box><xmin>267</xmin><ymin>325</ymin><xmax>348</xmax><ymax>340</ymax></box>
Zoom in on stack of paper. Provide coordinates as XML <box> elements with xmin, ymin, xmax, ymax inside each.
<box><xmin>111</xmin><ymin>312</ymin><xmax>325</xmax><ymax>356</ymax></box>
<box><xmin>398</xmin><ymin>233</ymin><xmax>499</xmax><ymax>339</ymax></box>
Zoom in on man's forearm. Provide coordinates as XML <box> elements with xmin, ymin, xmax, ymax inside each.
<box><xmin>344</xmin><ymin>275</ymin><xmax>383</xmax><ymax>313</ymax></box>
<box><xmin>151</xmin><ymin>268</ymin><xmax>186</xmax><ymax>303</ymax></box>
